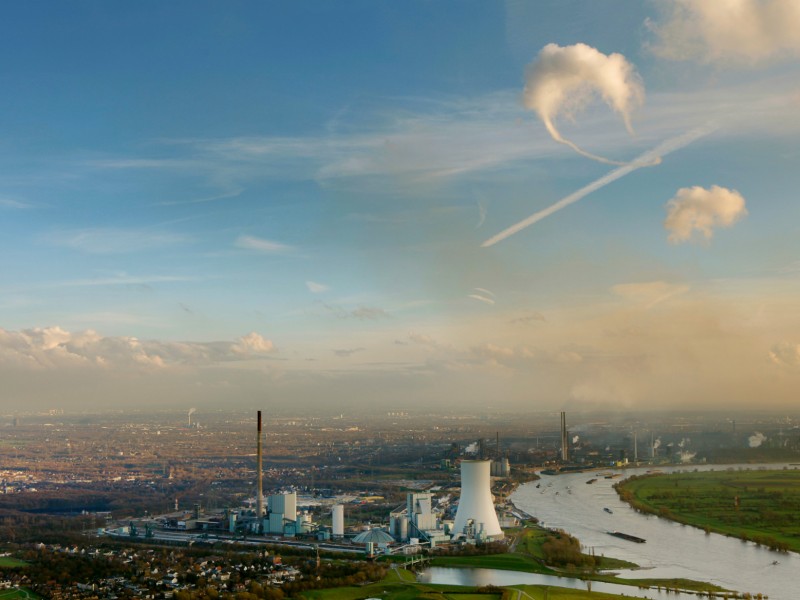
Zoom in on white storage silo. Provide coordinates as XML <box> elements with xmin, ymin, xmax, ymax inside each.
<box><xmin>332</xmin><ymin>504</ymin><xmax>344</xmax><ymax>537</ymax></box>
<box><xmin>452</xmin><ymin>459</ymin><xmax>503</xmax><ymax>539</ymax></box>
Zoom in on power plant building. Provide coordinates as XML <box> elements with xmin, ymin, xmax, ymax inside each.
<box><xmin>266</xmin><ymin>491</ymin><xmax>297</xmax><ymax>534</ymax></box>
<box><xmin>452</xmin><ymin>459</ymin><xmax>503</xmax><ymax>541</ymax></box>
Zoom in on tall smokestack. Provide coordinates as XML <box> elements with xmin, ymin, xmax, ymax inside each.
<box><xmin>633</xmin><ymin>431</ymin><xmax>638</xmax><ymax>462</ymax></box>
<box><xmin>560</xmin><ymin>411</ymin><xmax>569</xmax><ymax>462</ymax></box>
<box><xmin>257</xmin><ymin>411</ymin><xmax>264</xmax><ymax>526</ymax></box>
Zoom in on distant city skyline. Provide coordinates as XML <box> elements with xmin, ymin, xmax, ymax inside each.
<box><xmin>1</xmin><ymin>1</ymin><xmax>800</xmax><ymax>410</ymax></box>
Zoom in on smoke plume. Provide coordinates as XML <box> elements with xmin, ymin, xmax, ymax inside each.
<box><xmin>664</xmin><ymin>185</ymin><xmax>747</xmax><ymax>243</ymax></box>
<box><xmin>749</xmin><ymin>431</ymin><xmax>767</xmax><ymax>448</ymax></box>
<box><xmin>523</xmin><ymin>43</ymin><xmax>644</xmax><ymax>165</ymax></box>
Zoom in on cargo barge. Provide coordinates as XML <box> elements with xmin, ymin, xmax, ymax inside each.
<box><xmin>607</xmin><ymin>531</ymin><xmax>645</xmax><ymax>543</ymax></box>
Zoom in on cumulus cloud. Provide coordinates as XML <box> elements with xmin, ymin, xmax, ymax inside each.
<box><xmin>306</xmin><ymin>280</ymin><xmax>329</xmax><ymax>293</ymax></box>
<box><xmin>0</xmin><ymin>326</ymin><xmax>276</xmax><ymax>370</ymax></box>
<box><xmin>230</xmin><ymin>332</ymin><xmax>275</xmax><ymax>355</ymax></box>
<box><xmin>648</xmin><ymin>0</ymin><xmax>800</xmax><ymax>65</ymax></box>
<box><xmin>664</xmin><ymin>185</ymin><xmax>747</xmax><ymax>243</ymax></box>
<box><xmin>523</xmin><ymin>43</ymin><xmax>644</xmax><ymax>164</ymax></box>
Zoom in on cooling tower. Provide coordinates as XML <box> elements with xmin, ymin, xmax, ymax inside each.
<box><xmin>453</xmin><ymin>459</ymin><xmax>503</xmax><ymax>539</ymax></box>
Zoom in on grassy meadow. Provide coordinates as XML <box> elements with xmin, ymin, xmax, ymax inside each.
<box><xmin>617</xmin><ymin>468</ymin><xmax>800</xmax><ymax>552</ymax></box>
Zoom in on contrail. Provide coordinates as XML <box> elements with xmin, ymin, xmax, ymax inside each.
<box><xmin>481</xmin><ymin>124</ymin><xmax>717</xmax><ymax>248</ymax></box>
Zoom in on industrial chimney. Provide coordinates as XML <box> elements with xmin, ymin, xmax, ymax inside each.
<box><xmin>560</xmin><ymin>411</ymin><xmax>569</xmax><ymax>462</ymax></box>
<box><xmin>453</xmin><ymin>459</ymin><xmax>503</xmax><ymax>540</ymax></box>
<box><xmin>257</xmin><ymin>411</ymin><xmax>264</xmax><ymax>525</ymax></box>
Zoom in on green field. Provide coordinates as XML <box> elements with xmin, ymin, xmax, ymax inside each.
<box><xmin>617</xmin><ymin>468</ymin><xmax>800</xmax><ymax>553</ymax></box>
<box><xmin>0</xmin><ymin>589</ymin><xmax>40</xmax><ymax>600</ymax></box>
<box><xmin>0</xmin><ymin>557</ymin><xmax>28</xmax><ymax>568</ymax></box>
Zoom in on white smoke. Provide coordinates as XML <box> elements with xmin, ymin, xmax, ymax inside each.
<box><xmin>678</xmin><ymin>437</ymin><xmax>691</xmax><ymax>449</ymax></box>
<box><xmin>572</xmin><ymin>435</ymin><xmax>580</xmax><ymax>444</ymax></box>
<box><xmin>664</xmin><ymin>185</ymin><xmax>748</xmax><ymax>243</ymax></box>
<box><xmin>679</xmin><ymin>450</ymin><xmax>696</xmax><ymax>463</ymax></box>
<box><xmin>465</xmin><ymin>442</ymin><xmax>479</xmax><ymax>455</ymax></box>
<box><xmin>188</xmin><ymin>407</ymin><xmax>196</xmax><ymax>417</ymax></box>
<box><xmin>653</xmin><ymin>437</ymin><xmax>662</xmax><ymax>449</ymax></box>
<box><xmin>749</xmin><ymin>431</ymin><xmax>767</xmax><ymax>448</ymax></box>
<box><xmin>523</xmin><ymin>43</ymin><xmax>644</xmax><ymax>165</ymax></box>
<box><xmin>649</xmin><ymin>0</ymin><xmax>800</xmax><ymax>65</ymax></box>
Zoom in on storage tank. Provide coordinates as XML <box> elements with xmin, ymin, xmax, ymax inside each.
<box><xmin>332</xmin><ymin>504</ymin><xmax>344</xmax><ymax>537</ymax></box>
<box><xmin>452</xmin><ymin>459</ymin><xmax>503</xmax><ymax>539</ymax></box>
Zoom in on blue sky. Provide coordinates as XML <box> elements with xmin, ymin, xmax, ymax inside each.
<box><xmin>2</xmin><ymin>1</ymin><xmax>800</xmax><ymax>412</ymax></box>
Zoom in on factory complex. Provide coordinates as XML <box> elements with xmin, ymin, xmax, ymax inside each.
<box><xmin>106</xmin><ymin>412</ymin><xmax>517</xmax><ymax>554</ymax></box>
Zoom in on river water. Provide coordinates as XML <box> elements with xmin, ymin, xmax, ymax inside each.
<box><xmin>509</xmin><ymin>463</ymin><xmax>800</xmax><ymax>599</ymax></box>
<box><xmin>418</xmin><ymin>566</ymin><xmax>702</xmax><ymax>599</ymax></box>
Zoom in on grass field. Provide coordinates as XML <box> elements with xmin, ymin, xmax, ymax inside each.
<box><xmin>617</xmin><ymin>468</ymin><xmax>800</xmax><ymax>553</ymax></box>
<box><xmin>0</xmin><ymin>557</ymin><xmax>28</xmax><ymax>568</ymax></box>
<box><xmin>0</xmin><ymin>589</ymin><xmax>40</xmax><ymax>600</ymax></box>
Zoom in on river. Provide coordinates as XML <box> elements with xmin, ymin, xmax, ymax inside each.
<box><xmin>509</xmin><ymin>463</ymin><xmax>800</xmax><ymax>599</ymax></box>
<box><xmin>418</xmin><ymin>566</ymin><xmax>705</xmax><ymax>599</ymax></box>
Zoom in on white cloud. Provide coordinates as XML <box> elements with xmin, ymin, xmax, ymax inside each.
<box><xmin>468</xmin><ymin>294</ymin><xmax>495</xmax><ymax>305</ymax></box>
<box><xmin>230</xmin><ymin>332</ymin><xmax>275</xmax><ymax>355</ymax></box>
<box><xmin>235</xmin><ymin>235</ymin><xmax>292</xmax><ymax>253</ymax></box>
<box><xmin>0</xmin><ymin>326</ymin><xmax>276</xmax><ymax>370</ymax></box>
<box><xmin>648</xmin><ymin>0</ymin><xmax>800</xmax><ymax>65</ymax></box>
<box><xmin>306</xmin><ymin>280</ymin><xmax>329</xmax><ymax>293</ymax></box>
<box><xmin>523</xmin><ymin>43</ymin><xmax>644</xmax><ymax>164</ymax></box>
<box><xmin>664</xmin><ymin>185</ymin><xmax>747</xmax><ymax>243</ymax></box>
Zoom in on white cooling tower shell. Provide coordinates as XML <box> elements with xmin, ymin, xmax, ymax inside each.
<box><xmin>452</xmin><ymin>459</ymin><xmax>502</xmax><ymax>539</ymax></box>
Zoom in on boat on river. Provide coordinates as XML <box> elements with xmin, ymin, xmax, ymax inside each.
<box><xmin>604</xmin><ymin>507</ymin><xmax>613</xmax><ymax>514</ymax></box>
<box><xmin>607</xmin><ymin>530</ymin><xmax>645</xmax><ymax>543</ymax></box>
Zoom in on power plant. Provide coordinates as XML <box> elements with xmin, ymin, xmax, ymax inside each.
<box><xmin>106</xmin><ymin>412</ymin><xmax>512</xmax><ymax>553</ymax></box>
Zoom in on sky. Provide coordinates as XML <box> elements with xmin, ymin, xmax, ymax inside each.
<box><xmin>1</xmin><ymin>0</ymin><xmax>800</xmax><ymax>412</ymax></box>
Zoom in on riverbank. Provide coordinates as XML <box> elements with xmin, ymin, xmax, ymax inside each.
<box><xmin>431</xmin><ymin>524</ymin><xmax>727</xmax><ymax>596</ymax></box>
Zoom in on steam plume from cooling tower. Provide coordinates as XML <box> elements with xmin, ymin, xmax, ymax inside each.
<box><xmin>523</xmin><ymin>43</ymin><xmax>644</xmax><ymax>165</ymax></box>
